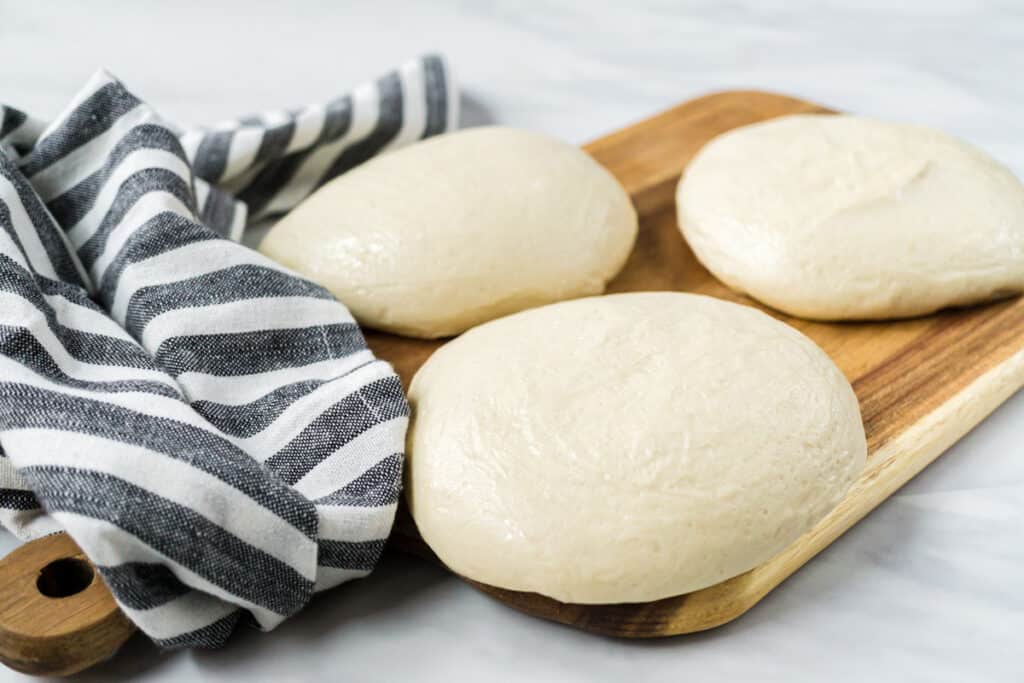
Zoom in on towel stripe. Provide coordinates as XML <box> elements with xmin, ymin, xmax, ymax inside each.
<box><xmin>192</xmin><ymin>54</ymin><xmax>458</xmax><ymax>227</ymax></box>
<box><xmin>0</xmin><ymin>488</ymin><xmax>38</xmax><ymax>510</ymax></box>
<box><xmin>19</xmin><ymin>81</ymin><xmax>141</xmax><ymax>177</ymax></box>
<box><xmin>0</xmin><ymin>54</ymin><xmax>456</xmax><ymax>648</ymax></box>
<box><xmin>314</xmin><ymin>453</ymin><xmax>404</xmax><ymax>508</ymax></box>
<box><xmin>99</xmin><ymin>562</ymin><xmax>191</xmax><ymax>610</ymax></box>
<box><xmin>0</xmin><ymin>108</ymin><xmax>27</xmax><ymax>139</ymax></box>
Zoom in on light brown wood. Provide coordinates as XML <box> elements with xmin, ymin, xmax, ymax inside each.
<box><xmin>4</xmin><ymin>91</ymin><xmax>1022</xmax><ymax>674</ymax></box>
<box><xmin>375</xmin><ymin>90</ymin><xmax>1024</xmax><ymax>636</ymax></box>
<box><xmin>0</xmin><ymin>531</ymin><xmax>134</xmax><ymax>676</ymax></box>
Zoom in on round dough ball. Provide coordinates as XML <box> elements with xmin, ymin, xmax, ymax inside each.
<box><xmin>407</xmin><ymin>292</ymin><xmax>866</xmax><ymax>603</ymax></box>
<box><xmin>677</xmin><ymin>114</ymin><xmax>1024</xmax><ymax>320</ymax></box>
<box><xmin>260</xmin><ymin>127</ymin><xmax>637</xmax><ymax>338</ymax></box>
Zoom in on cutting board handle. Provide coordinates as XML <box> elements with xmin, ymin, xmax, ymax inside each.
<box><xmin>0</xmin><ymin>532</ymin><xmax>135</xmax><ymax>676</ymax></box>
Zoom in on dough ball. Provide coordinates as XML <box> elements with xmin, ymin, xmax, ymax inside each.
<box><xmin>260</xmin><ymin>127</ymin><xmax>637</xmax><ymax>338</ymax></box>
<box><xmin>407</xmin><ymin>293</ymin><xmax>866</xmax><ymax>603</ymax></box>
<box><xmin>677</xmin><ymin>114</ymin><xmax>1024</xmax><ymax>320</ymax></box>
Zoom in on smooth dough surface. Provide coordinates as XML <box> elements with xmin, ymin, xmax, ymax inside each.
<box><xmin>260</xmin><ymin>126</ymin><xmax>637</xmax><ymax>338</ymax></box>
<box><xmin>677</xmin><ymin>114</ymin><xmax>1024</xmax><ymax>320</ymax></box>
<box><xmin>407</xmin><ymin>292</ymin><xmax>866</xmax><ymax>604</ymax></box>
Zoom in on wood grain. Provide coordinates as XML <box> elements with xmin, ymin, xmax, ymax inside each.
<box><xmin>374</xmin><ymin>90</ymin><xmax>1024</xmax><ymax>636</ymax></box>
<box><xmin>0</xmin><ymin>532</ymin><xmax>134</xmax><ymax>676</ymax></box>
<box><xmin>4</xmin><ymin>91</ymin><xmax>1022</xmax><ymax>676</ymax></box>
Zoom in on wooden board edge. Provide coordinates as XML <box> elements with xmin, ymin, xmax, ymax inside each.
<box><xmin>410</xmin><ymin>345</ymin><xmax>1024</xmax><ymax>638</ymax></box>
<box><xmin>387</xmin><ymin>90</ymin><xmax>1024</xmax><ymax>637</ymax></box>
<box><xmin>621</xmin><ymin>344</ymin><xmax>1024</xmax><ymax>636</ymax></box>
<box><xmin>0</xmin><ymin>533</ymin><xmax>134</xmax><ymax>676</ymax></box>
<box><xmin>738</xmin><ymin>344</ymin><xmax>1024</xmax><ymax>604</ymax></box>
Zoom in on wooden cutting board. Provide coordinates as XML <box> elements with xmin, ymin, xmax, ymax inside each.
<box><xmin>369</xmin><ymin>90</ymin><xmax>1024</xmax><ymax>637</ymax></box>
<box><xmin>3</xmin><ymin>91</ymin><xmax>1023</xmax><ymax>677</ymax></box>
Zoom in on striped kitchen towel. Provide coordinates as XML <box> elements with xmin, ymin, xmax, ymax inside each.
<box><xmin>0</xmin><ymin>54</ymin><xmax>457</xmax><ymax>648</ymax></box>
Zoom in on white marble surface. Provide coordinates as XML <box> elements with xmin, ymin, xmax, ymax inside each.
<box><xmin>1</xmin><ymin>1</ymin><xmax>1022</xmax><ymax>681</ymax></box>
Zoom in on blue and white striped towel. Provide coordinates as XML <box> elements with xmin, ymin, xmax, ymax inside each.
<box><xmin>0</xmin><ymin>54</ymin><xmax>457</xmax><ymax>648</ymax></box>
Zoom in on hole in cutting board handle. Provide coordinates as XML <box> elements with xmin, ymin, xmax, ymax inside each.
<box><xmin>36</xmin><ymin>557</ymin><xmax>95</xmax><ymax>598</ymax></box>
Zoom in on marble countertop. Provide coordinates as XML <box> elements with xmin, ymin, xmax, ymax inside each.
<box><xmin>1</xmin><ymin>1</ymin><xmax>1021</xmax><ymax>681</ymax></box>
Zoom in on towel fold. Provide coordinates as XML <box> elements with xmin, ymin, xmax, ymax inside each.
<box><xmin>0</xmin><ymin>54</ymin><xmax>457</xmax><ymax>648</ymax></box>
